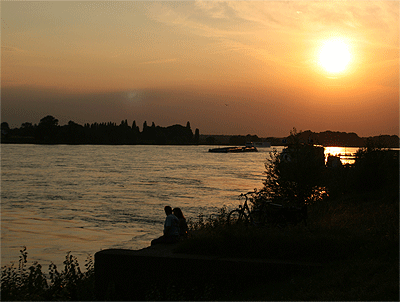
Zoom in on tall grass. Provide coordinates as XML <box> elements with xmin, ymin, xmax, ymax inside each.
<box><xmin>174</xmin><ymin>147</ymin><xmax>399</xmax><ymax>300</ymax></box>
<box><xmin>173</xmin><ymin>181</ymin><xmax>398</xmax><ymax>300</ymax></box>
<box><xmin>1</xmin><ymin>247</ymin><xmax>95</xmax><ymax>301</ymax></box>
<box><xmin>178</xmin><ymin>188</ymin><xmax>398</xmax><ymax>261</ymax></box>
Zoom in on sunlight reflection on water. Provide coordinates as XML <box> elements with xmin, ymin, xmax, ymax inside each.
<box><xmin>324</xmin><ymin>146</ymin><xmax>359</xmax><ymax>165</ymax></box>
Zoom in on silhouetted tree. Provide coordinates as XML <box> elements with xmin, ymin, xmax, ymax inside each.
<box><xmin>165</xmin><ymin>124</ymin><xmax>193</xmax><ymax>144</ymax></box>
<box><xmin>194</xmin><ymin>128</ymin><xmax>200</xmax><ymax>144</ymax></box>
<box><xmin>261</xmin><ymin>128</ymin><xmax>325</xmax><ymax>206</ymax></box>
<box><xmin>206</xmin><ymin>136</ymin><xmax>216</xmax><ymax>144</ymax></box>
<box><xmin>18</xmin><ymin>123</ymin><xmax>36</xmax><ymax>137</ymax></box>
<box><xmin>132</xmin><ymin>121</ymin><xmax>139</xmax><ymax>132</ymax></box>
<box><xmin>229</xmin><ymin>136</ymin><xmax>245</xmax><ymax>145</ymax></box>
<box><xmin>352</xmin><ymin>139</ymin><xmax>399</xmax><ymax>191</ymax></box>
<box><xmin>61</xmin><ymin>121</ymin><xmax>86</xmax><ymax>144</ymax></box>
<box><xmin>1</xmin><ymin>122</ymin><xmax>10</xmax><ymax>139</ymax></box>
<box><xmin>228</xmin><ymin>134</ymin><xmax>260</xmax><ymax>146</ymax></box>
<box><xmin>35</xmin><ymin>115</ymin><xmax>59</xmax><ymax>143</ymax></box>
<box><xmin>1</xmin><ymin>122</ymin><xmax>10</xmax><ymax>131</ymax></box>
<box><xmin>3</xmin><ymin>116</ymin><xmax>200</xmax><ymax>145</ymax></box>
<box><xmin>131</xmin><ymin>120</ymin><xmax>140</xmax><ymax>144</ymax></box>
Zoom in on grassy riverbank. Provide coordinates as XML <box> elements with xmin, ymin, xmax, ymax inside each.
<box><xmin>174</xmin><ymin>183</ymin><xmax>399</xmax><ymax>301</ymax></box>
<box><xmin>1</xmin><ymin>185</ymin><xmax>398</xmax><ymax>301</ymax></box>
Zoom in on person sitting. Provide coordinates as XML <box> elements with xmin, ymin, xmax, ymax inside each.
<box><xmin>173</xmin><ymin>207</ymin><xmax>188</xmax><ymax>238</ymax></box>
<box><xmin>151</xmin><ymin>206</ymin><xmax>180</xmax><ymax>245</ymax></box>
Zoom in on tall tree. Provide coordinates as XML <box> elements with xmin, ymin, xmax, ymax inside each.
<box><xmin>194</xmin><ymin>128</ymin><xmax>200</xmax><ymax>144</ymax></box>
<box><xmin>36</xmin><ymin>115</ymin><xmax>60</xmax><ymax>143</ymax></box>
<box><xmin>261</xmin><ymin>128</ymin><xmax>325</xmax><ymax>206</ymax></box>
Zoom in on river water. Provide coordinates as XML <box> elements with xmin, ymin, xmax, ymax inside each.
<box><xmin>1</xmin><ymin>144</ymin><xmax>364</xmax><ymax>269</ymax></box>
<box><xmin>2</xmin><ymin>144</ymin><xmax>291</xmax><ymax>269</ymax></box>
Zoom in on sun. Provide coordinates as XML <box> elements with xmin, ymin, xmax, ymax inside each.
<box><xmin>318</xmin><ymin>38</ymin><xmax>351</xmax><ymax>73</ymax></box>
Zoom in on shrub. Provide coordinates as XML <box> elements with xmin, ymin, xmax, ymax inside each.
<box><xmin>261</xmin><ymin>128</ymin><xmax>326</xmax><ymax>206</ymax></box>
<box><xmin>0</xmin><ymin>247</ymin><xmax>94</xmax><ymax>301</ymax></box>
<box><xmin>351</xmin><ymin>140</ymin><xmax>399</xmax><ymax>191</ymax></box>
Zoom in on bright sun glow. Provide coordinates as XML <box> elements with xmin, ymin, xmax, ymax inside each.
<box><xmin>318</xmin><ymin>38</ymin><xmax>351</xmax><ymax>73</ymax></box>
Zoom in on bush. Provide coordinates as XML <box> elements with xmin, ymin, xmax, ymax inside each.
<box><xmin>351</xmin><ymin>140</ymin><xmax>399</xmax><ymax>191</ymax></box>
<box><xmin>1</xmin><ymin>247</ymin><xmax>95</xmax><ymax>301</ymax></box>
<box><xmin>261</xmin><ymin>128</ymin><xmax>326</xmax><ymax>206</ymax></box>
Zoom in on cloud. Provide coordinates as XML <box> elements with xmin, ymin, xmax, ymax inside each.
<box><xmin>146</xmin><ymin>1</ymin><xmax>398</xmax><ymax>72</ymax></box>
<box><xmin>150</xmin><ymin>1</ymin><xmax>398</xmax><ymax>41</ymax></box>
<box><xmin>147</xmin><ymin>1</ymin><xmax>251</xmax><ymax>38</ymax></box>
<box><xmin>139</xmin><ymin>58</ymin><xmax>177</xmax><ymax>65</ymax></box>
<box><xmin>1</xmin><ymin>46</ymin><xmax>23</xmax><ymax>52</ymax></box>
<box><xmin>194</xmin><ymin>1</ymin><xmax>233</xmax><ymax>19</ymax></box>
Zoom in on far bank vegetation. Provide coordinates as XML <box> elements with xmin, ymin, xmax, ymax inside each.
<box><xmin>2</xmin><ymin>116</ymin><xmax>399</xmax><ymax>147</ymax></box>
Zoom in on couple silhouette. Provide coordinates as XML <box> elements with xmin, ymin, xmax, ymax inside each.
<box><xmin>151</xmin><ymin>206</ymin><xmax>188</xmax><ymax>245</ymax></box>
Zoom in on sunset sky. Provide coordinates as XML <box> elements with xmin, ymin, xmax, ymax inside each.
<box><xmin>2</xmin><ymin>0</ymin><xmax>399</xmax><ymax>137</ymax></box>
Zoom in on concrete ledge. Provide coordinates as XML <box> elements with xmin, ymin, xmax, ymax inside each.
<box><xmin>95</xmin><ymin>245</ymin><xmax>320</xmax><ymax>300</ymax></box>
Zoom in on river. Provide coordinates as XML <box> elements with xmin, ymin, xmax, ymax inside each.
<box><xmin>1</xmin><ymin>144</ymin><xmax>358</xmax><ymax>269</ymax></box>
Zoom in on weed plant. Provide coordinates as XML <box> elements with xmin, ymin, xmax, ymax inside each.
<box><xmin>1</xmin><ymin>247</ymin><xmax>95</xmax><ymax>301</ymax></box>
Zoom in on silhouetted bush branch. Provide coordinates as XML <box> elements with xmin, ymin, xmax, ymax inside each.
<box><xmin>1</xmin><ymin>247</ymin><xmax>95</xmax><ymax>301</ymax></box>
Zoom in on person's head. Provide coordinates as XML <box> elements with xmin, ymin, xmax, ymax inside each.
<box><xmin>173</xmin><ymin>207</ymin><xmax>184</xmax><ymax>219</ymax></box>
<box><xmin>164</xmin><ymin>206</ymin><xmax>173</xmax><ymax>215</ymax></box>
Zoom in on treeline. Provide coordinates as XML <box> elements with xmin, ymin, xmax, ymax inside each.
<box><xmin>201</xmin><ymin>131</ymin><xmax>400</xmax><ymax>148</ymax></box>
<box><xmin>1</xmin><ymin>116</ymin><xmax>200</xmax><ymax>145</ymax></box>
<box><xmin>296</xmin><ymin>130</ymin><xmax>400</xmax><ymax>148</ymax></box>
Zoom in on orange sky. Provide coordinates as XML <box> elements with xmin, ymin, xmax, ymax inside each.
<box><xmin>2</xmin><ymin>1</ymin><xmax>399</xmax><ymax>137</ymax></box>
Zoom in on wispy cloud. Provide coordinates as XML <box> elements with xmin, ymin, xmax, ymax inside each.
<box><xmin>2</xmin><ymin>46</ymin><xmax>23</xmax><ymax>52</ymax></box>
<box><xmin>145</xmin><ymin>1</ymin><xmax>398</xmax><ymax>70</ymax></box>
<box><xmin>149</xmin><ymin>1</ymin><xmax>398</xmax><ymax>42</ymax></box>
<box><xmin>139</xmin><ymin>58</ymin><xmax>178</xmax><ymax>65</ymax></box>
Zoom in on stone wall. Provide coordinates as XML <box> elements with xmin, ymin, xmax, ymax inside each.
<box><xmin>95</xmin><ymin>245</ymin><xmax>319</xmax><ymax>300</ymax></box>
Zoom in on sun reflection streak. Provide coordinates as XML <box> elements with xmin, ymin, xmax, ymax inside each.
<box><xmin>324</xmin><ymin>146</ymin><xmax>359</xmax><ymax>165</ymax></box>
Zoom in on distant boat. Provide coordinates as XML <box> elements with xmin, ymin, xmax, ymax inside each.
<box><xmin>208</xmin><ymin>146</ymin><xmax>258</xmax><ymax>153</ymax></box>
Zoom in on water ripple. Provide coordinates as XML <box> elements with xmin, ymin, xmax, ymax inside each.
<box><xmin>1</xmin><ymin>144</ymin><xmax>285</xmax><ymax>268</ymax></box>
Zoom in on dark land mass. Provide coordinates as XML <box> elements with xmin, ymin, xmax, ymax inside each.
<box><xmin>1</xmin><ymin>115</ymin><xmax>399</xmax><ymax>148</ymax></box>
<box><xmin>200</xmin><ymin>131</ymin><xmax>399</xmax><ymax>148</ymax></box>
<box><xmin>1</xmin><ymin>116</ymin><xmax>199</xmax><ymax>146</ymax></box>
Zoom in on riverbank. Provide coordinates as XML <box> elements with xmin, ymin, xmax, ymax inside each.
<box><xmin>97</xmin><ymin>182</ymin><xmax>399</xmax><ymax>300</ymax></box>
<box><xmin>1</xmin><ymin>184</ymin><xmax>398</xmax><ymax>301</ymax></box>
<box><xmin>171</xmin><ymin>184</ymin><xmax>399</xmax><ymax>300</ymax></box>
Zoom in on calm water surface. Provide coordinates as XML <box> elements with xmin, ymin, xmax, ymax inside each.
<box><xmin>2</xmin><ymin>144</ymin><xmax>287</xmax><ymax>268</ymax></box>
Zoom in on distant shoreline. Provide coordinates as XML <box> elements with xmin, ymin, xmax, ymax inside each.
<box><xmin>1</xmin><ymin>130</ymin><xmax>399</xmax><ymax>148</ymax></box>
<box><xmin>199</xmin><ymin>131</ymin><xmax>400</xmax><ymax>148</ymax></box>
<box><xmin>1</xmin><ymin>140</ymin><xmax>399</xmax><ymax>149</ymax></box>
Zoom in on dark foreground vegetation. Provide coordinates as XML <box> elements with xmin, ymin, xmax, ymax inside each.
<box><xmin>1</xmin><ymin>129</ymin><xmax>398</xmax><ymax>300</ymax></box>
<box><xmin>1</xmin><ymin>249</ymin><xmax>95</xmax><ymax>301</ymax></box>
<box><xmin>170</xmin><ymin>130</ymin><xmax>399</xmax><ymax>300</ymax></box>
